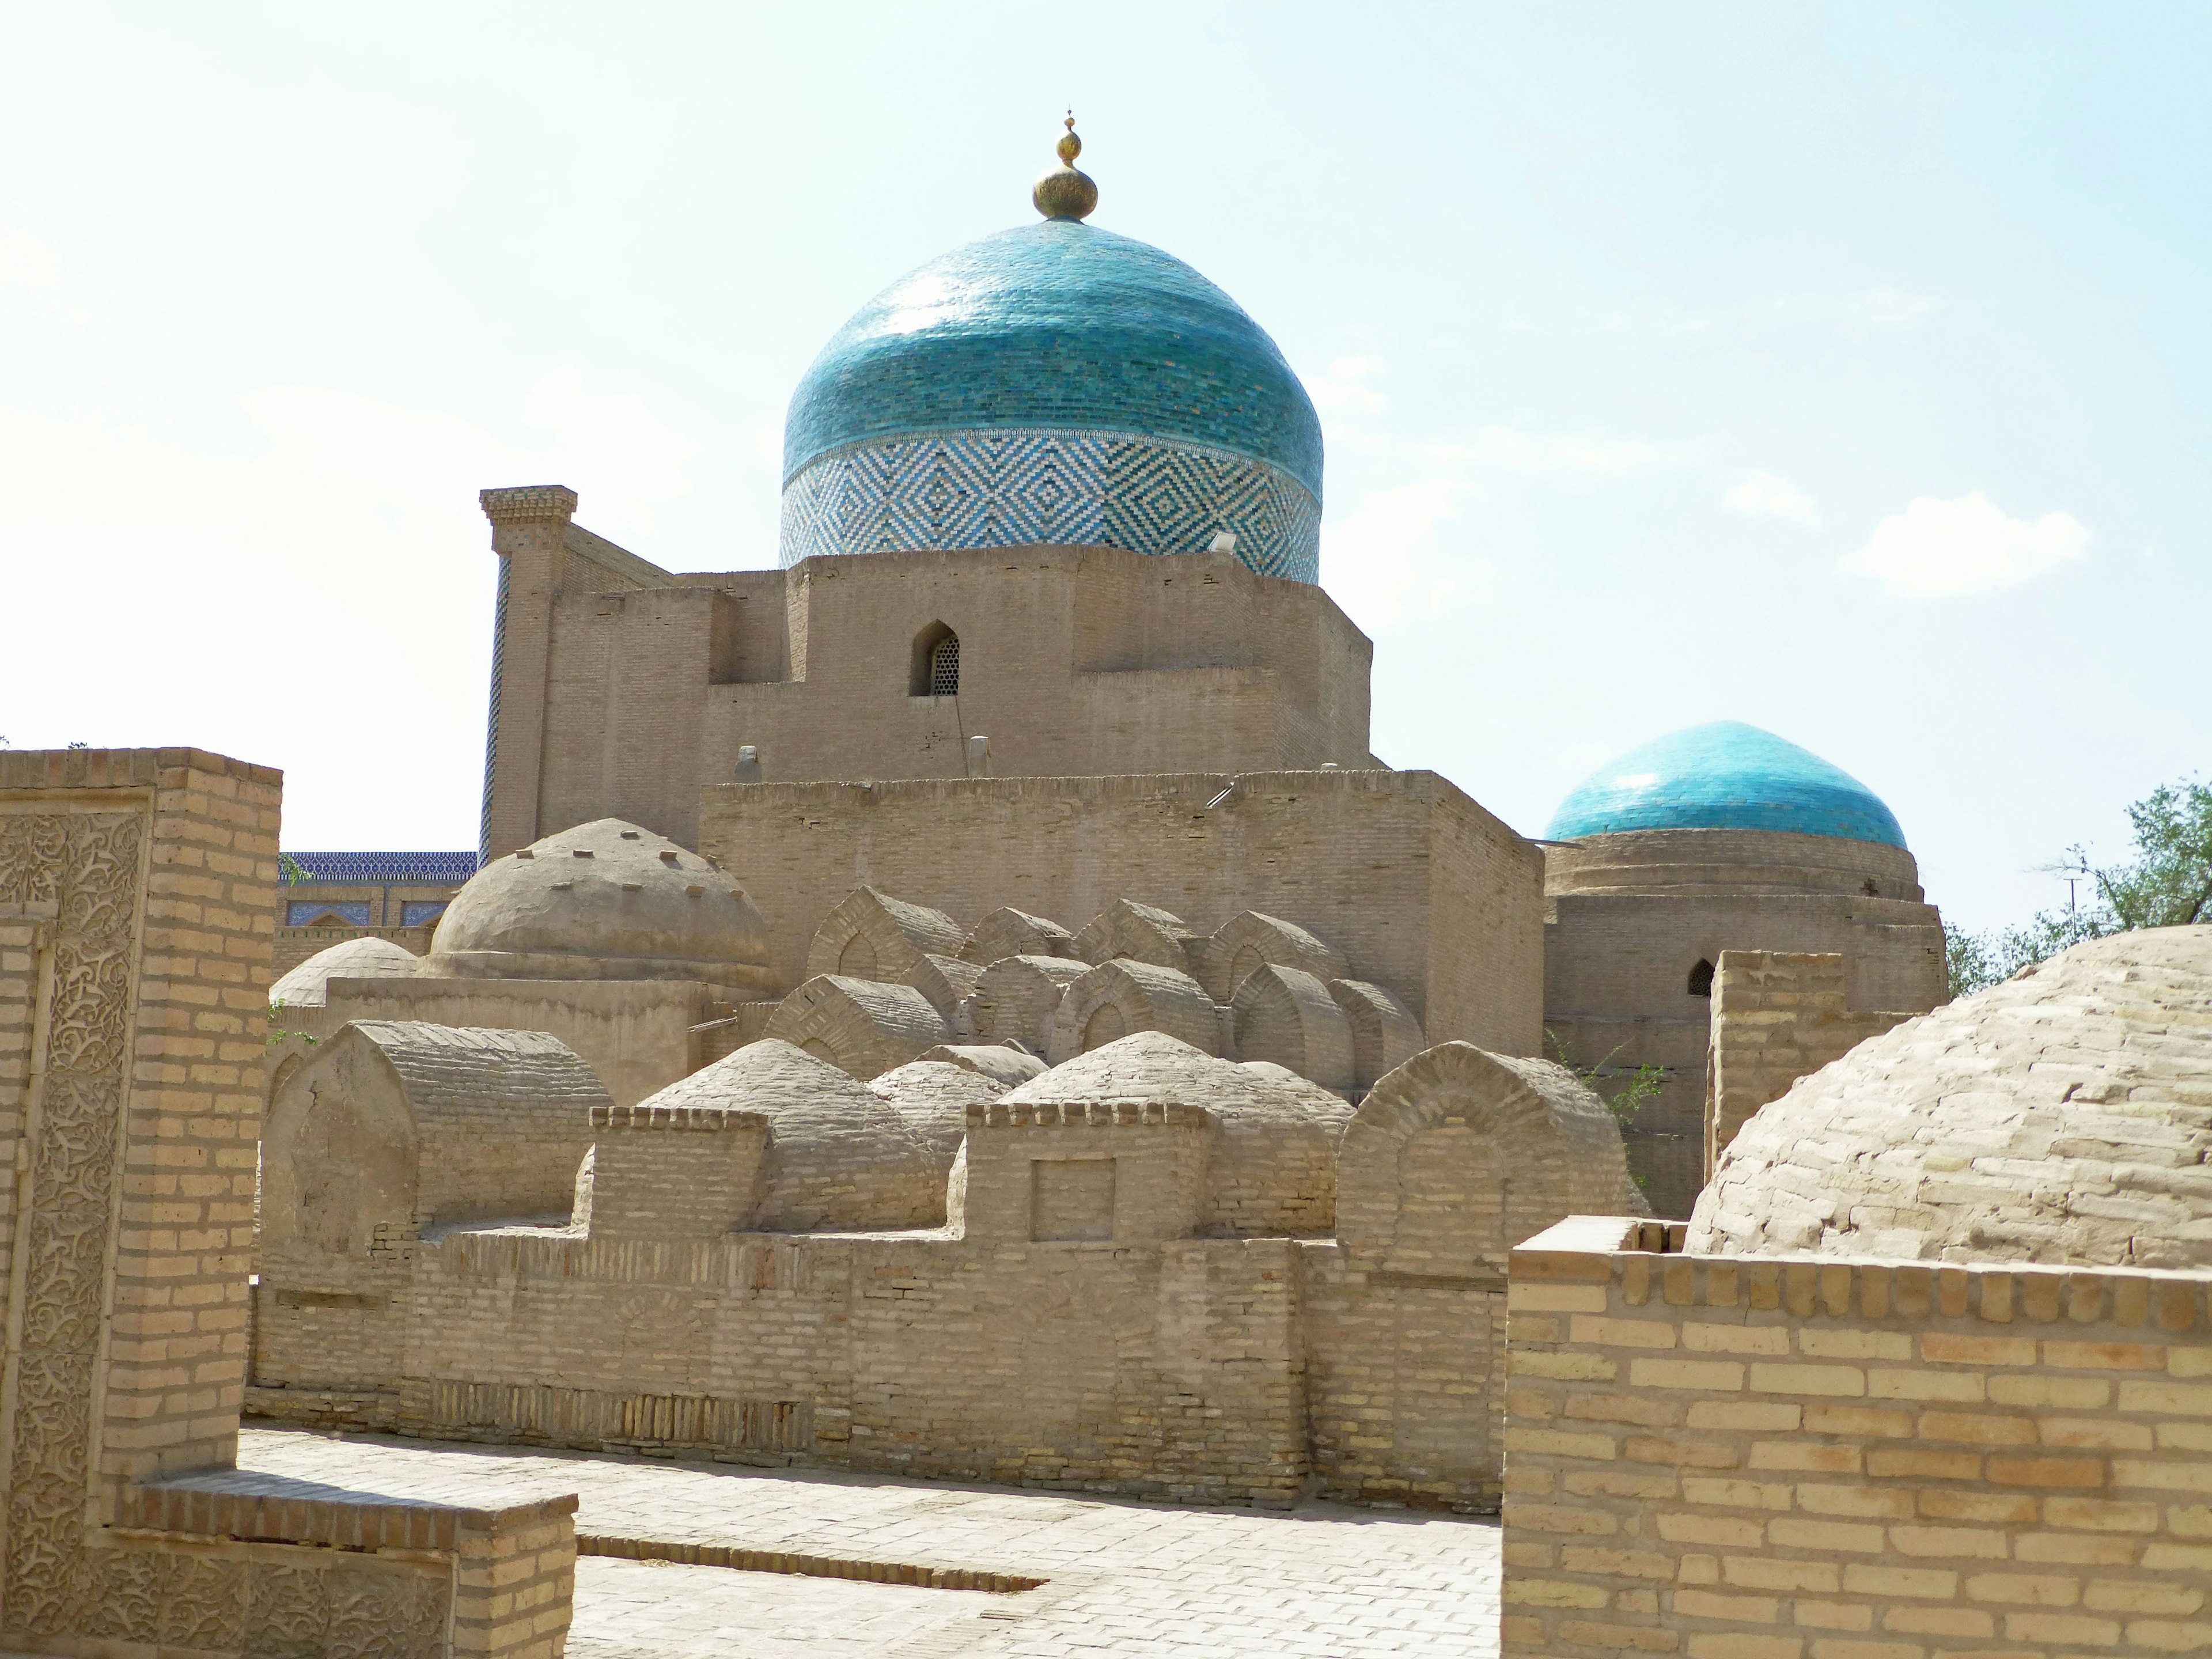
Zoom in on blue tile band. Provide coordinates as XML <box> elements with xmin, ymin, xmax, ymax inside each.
<box><xmin>284</xmin><ymin>852</ymin><xmax>480</xmax><ymax>885</ymax></box>
<box><xmin>779</xmin><ymin>427</ymin><xmax>1319</xmax><ymax>581</ymax></box>
<box><xmin>1546</xmin><ymin>721</ymin><xmax>1908</xmax><ymax>848</ymax></box>
<box><xmin>286</xmin><ymin>900</ymin><xmax>372</xmax><ymax>927</ymax></box>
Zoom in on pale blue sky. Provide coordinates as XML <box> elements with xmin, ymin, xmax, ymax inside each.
<box><xmin>2</xmin><ymin>3</ymin><xmax>2204</xmax><ymax>932</ymax></box>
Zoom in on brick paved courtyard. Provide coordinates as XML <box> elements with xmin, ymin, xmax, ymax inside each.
<box><xmin>239</xmin><ymin>1429</ymin><xmax>1502</xmax><ymax>1658</ymax></box>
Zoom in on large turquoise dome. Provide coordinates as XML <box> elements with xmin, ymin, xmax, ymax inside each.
<box><xmin>777</xmin><ymin>218</ymin><xmax>1323</xmax><ymax>582</ymax></box>
<box><xmin>1546</xmin><ymin>722</ymin><xmax>1908</xmax><ymax>848</ymax></box>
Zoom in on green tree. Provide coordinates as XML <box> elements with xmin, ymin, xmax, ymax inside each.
<box><xmin>1948</xmin><ymin>774</ymin><xmax>2211</xmax><ymax>999</ymax></box>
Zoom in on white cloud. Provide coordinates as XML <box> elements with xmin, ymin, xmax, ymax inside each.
<box><xmin>1308</xmin><ymin>354</ymin><xmax>1389</xmax><ymax>418</ymax></box>
<box><xmin>1843</xmin><ymin>491</ymin><xmax>2090</xmax><ymax>597</ymax></box>
<box><xmin>1723</xmin><ymin>471</ymin><xmax>1820</xmax><ymax>527</ymax></box>
<box><xmin>0</xmin><ymin>226</ymin><xmax>56</xmax><ymax>288</ymax></box>
<box><xmin>0</xmin><ymin>372</ymin><xmax>705</xmax><ymax>842</ymax></box>
<box><xmin>1856</xmin><ymin>286</ymin><xmax>1943</xmax><ymax>327</ymax></box>
<box><xmin>1427</xmin><ymin>422</ymin><xmax>1717</xmax><ymax>485</ymax></box>
<box><xmin>1319</xmin><ymin>476</ymin><xmax>1479</xmax><ymax>631</ymax></box>
<box><xmin>1764</xmin><ymin>287</ymin><xmax>1944</xmax><ymax>331</ymax></box>
<box><xmin>521</xmin><ymin>366</ymin><xmax>704</xmax><ymax>523</ymax></box>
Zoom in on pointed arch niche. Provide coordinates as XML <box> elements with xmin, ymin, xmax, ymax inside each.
<box><xmin>909</xmin><ymin>622</ymin><xmax>960</xmax><ymax>697</ymax></box>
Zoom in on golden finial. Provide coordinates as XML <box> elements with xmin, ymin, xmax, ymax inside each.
<box><xmin>1033</xmin><ymin>111</ymin><xmax>1098</xmax><ymax>222</ymax></box>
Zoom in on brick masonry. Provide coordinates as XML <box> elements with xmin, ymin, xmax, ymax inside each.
<box><xmin>478</xmin><ymin>494</ymin><xmax>1377</xmax><ymax>859</ymax></box>
<box><xmin>1499</xmin><ymin>1215</ymin><xmax>2212</xmax><ymax>1659</ymax></box>
<box><xmin>1705</xmin><ymin>950</ymin><xmax>1917</xmax><ymax>1181</ymax></box>
<box><xmin>699</xmin><ymin>767</ymin><xmax>1546</xmax><ymax>1054</ymax></box>
<box><xmin>0</xmin><ymin>748</ymin><xmax>580</xmax><ymax>1658</ymax></box>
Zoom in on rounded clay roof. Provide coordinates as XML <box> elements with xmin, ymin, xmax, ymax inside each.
<box><xmin>642</xmin><ymin>1039</ymin><xmax>942</xmax><ymax>1231</ymax></box>
<box><xmin>1546</xmin><ymin>721</ymin><xmax>1906</xmax><ymax>848</ymax></box>
<box><xmin>429</xmin><ymin>819</ymin><xmax>771</xmax><ymax>990</ymax></box>
<box><xmin>1690</xmin><ymin>926</ymin><xmax>2212</xmax><ymax>1268</ymax></box>
<box><xmin>1008</xmin><ymin>1031</ymin><xmax>1349</xmax><ymax>1131</ymax></box>
<box><xmin>270</xmin><ymin>935</ymin><xmax>419</xmax><ymax>1009</ymax></box>
<box><xmin>784</xmin><ymin>221</ymin><xmax>1323</xmax><ymax>499</ymax></box>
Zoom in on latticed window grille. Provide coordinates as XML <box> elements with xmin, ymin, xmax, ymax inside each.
<box><xmin>929</xmin><ymin>633</ymin><xmax>960</xmax><ymax>696</ymax></box>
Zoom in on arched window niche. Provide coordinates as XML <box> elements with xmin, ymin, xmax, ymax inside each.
<box><xmin>909</xmin><ymin>622</ymin><xmax>960</xmax><ymax>697</ymax></box>
<box><xmin>1687</xmin><ymin>959</ymin><xmax>1715</xmax><ymax>998</ymax></box>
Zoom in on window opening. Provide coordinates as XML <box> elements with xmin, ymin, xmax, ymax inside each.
<box><xmin>1687</xmin><ymin>959</ymin><xmax>1715</xmax><ymax>998</ymax></box>
<box><xmin>929</xmin><ymin>632</ymin><xmax>960</xmax><ymax>696</ymax></box>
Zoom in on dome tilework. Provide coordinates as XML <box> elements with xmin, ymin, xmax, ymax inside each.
<box><xmin>779</xmin><ymin>220</ymin><xmax>1322</xmax><ymax>582</ymax></box>
<box><xmin>1545</xmin><ymin>721</ymin><xmax>1907</xmax><ymax>849</ymax></box>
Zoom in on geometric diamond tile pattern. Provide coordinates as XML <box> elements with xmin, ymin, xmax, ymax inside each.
<box><xmin>779</xmin><ymin>427</ymin><xmax>1320</xmax><ymax>584</ymax></box>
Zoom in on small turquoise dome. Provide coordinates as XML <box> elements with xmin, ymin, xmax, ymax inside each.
<box><xmin>1546</xmin><ymin>722</ymin><xmax>1907</xmax><ymax>848</ymax></box>
<box><xmin>778</xmin><ymin>219</ymin><xmax>1323</xmax><ymax>581</ymax></box>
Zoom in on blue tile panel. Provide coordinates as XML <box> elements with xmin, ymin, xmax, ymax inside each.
<box><xmin>400</xmin><ymin>900</ymin><xmax>450</xmax><ymax>927</ymax></box>
<box><xmin>779</xmin><ymin>427</ymin><xmax>1319</xmax><ymax>582</ymax></box>
<box><xmin>1545</xmin><ymin>721</ymin><xmax>1908</xmax><ymax>849</ymax></box>
<box><xmin>785</xmin><ymin>219</ymin><xmax>1323</xmax><ymax>501</ymax></box>
<box><xmin>285</xmin><ymin>852</ymin><xmax>480</xmax><ymax>885</ymax></box>
<box><xmin>286</xmin><ymin>900</ymin><xmax>371</xmax><ymax>927</ymax></box>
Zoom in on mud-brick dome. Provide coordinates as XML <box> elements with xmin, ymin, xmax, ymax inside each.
<box><xmin>1007</xmin><ymin>1032</ymin><xmax>1353</xmax><ymax>1237</ymax></box>
<box><xmin>1691</xmin><ymin>926</ymin><xmax>2212</xmax><ymax>1268</ymax></box>
<box><xmin>1547</xmin><ymin>722</ymin><xmax>1907</xmax><ymax>849</ymax></box>
<box><xmin>427</xmin><ymin>819</ymin><xmax>774</xmax><ymax>994</ymax></box>
<box><xmin>270</xmin><ymin>935</ymin><xmax>419</xmax><ymax>1009</ymax></box>
<box><xmin>641</xmin><ymin>1039</ymin><xmax>942</xmax><ymax>1231</ymax></box>
<box><xmin>777</xmin><ymin>127</ymin><xmax>1324</xmax><ymax>582</ymax></box>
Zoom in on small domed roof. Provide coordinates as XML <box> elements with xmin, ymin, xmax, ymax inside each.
<box><xmin>1690</xmin><ymin>926</ymin><xmax>2212</xmax><ymax>1267</ymax></box>
<box><xmin>1009</xmin><ymin>1032</ymin><xmax>1352</xmax><ymax>1238</ymax></box>
<box><xmin>270</xmin><ymin>935</ymin><xmax>419</xmax><ymax>1009</ymax></box>
<box><xmin>1546</xmin><ymin>721</ymin><xmax>1907</xmax><ymax>847</ymax></box>
<box><xmin>870</xmin><ymin>1059</ymin><xmax>1009</xmax><ymax>1164</ymax></box>
<box><xmin>642</xmin><ymin>1039</ymin><xmax>942</xmax><ymax>1231</ymax></box>
<box><xmin>785</xmin><ymin>221</ymin><xmax>1321</xmax><ymax>500</ymax></box>
<box><xmin>428</xmin><ymin>819</ymin><xmax>773</xmax><ymax>992</ymax></box>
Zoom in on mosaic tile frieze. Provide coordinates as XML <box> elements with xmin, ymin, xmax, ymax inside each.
<box><xmin>778</xmin><ymin>427</ymin><xmax>1320</xmax><ymax>583</ymax></box>
<box><xmin>286</xmin><ymin>900</ymin><xmax>372</xmax><ymax>928</ymax></box>
<box><xmin>285</xmin><ymin>852</ymin><xmax>479</xmax><ymax>885</ymax></box>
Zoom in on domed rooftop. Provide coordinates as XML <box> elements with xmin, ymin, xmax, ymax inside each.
<box><xmin>427</xmin><ymin>819</ymin><xmax>774</xmax><ymax>993</ymax></box>
<box><xmin>270</xmin><ymin>935</ymin><xmax>419</xmax><ymax>1009</ymax></box>
<box><xmin>638</xmin><ymin>1039</ymin><xmax>942</xmax><ymax>1230</ymax></box>
<box><xmin>777</xmin><ymin>125</ymin><xmax>1323</xmax><ymax>582</ymax></box>
<box><xmin>1546</xmin><ymin>721</ymin><xmax>1907</xmax><ymax>848</ymax></box>
<box><xmin>1009</xmin><ymin>1032</ymin><xmax>1353</xmax><ymax>1237</ymax></box>
<box><xmin>1690</xmin><ymin>926</ymin><xmax>2212</xmax><ymax>1268</ymax></box>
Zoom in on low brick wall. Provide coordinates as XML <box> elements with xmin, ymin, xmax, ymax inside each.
<box><xmin>120</xmin><ymin>1476</ymin><xmax>577</xmax><ymax>1657</ymax></box>
<box><xmin>1501</xmin><ymin>1217</ymin><xmax>2212</xmax><ymax>1659</ymax></box>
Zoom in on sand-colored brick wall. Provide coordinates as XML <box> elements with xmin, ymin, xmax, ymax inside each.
<box><xmin>698</xmin><ymin>768</ymin><xmax>1546</xmax><ymax>1051</ymax></box>
<box><xmin>273</xmin><ymin>921</ymin><xmax>436</xmax><ymax>975</ymax></box>
<box><xmin>1544</xmin><ymin>832</ymin><xmax>1946</xmax><ymax>1219</ymax></box>
<box><xmin>1705</xmin><ymin>952</ymin><xmax>1916</xmax><ymax>1181</ymax></box>
<box><xmin>1499</xmin><ymin>1216</ymin><xmax>2212</xmax><ymax>1659</ymax></box>
<box><xmin>1302</xmin><ymin>1240</ymin><xmax>1508</xmax><ymax>1510</ymax></box>
<box><xmin>253</xmin><ymin>1228</ymin><xmax>1315</xmax><ymax>1507</ymax></box>
<box><xmin>2</xmin><ymin>748</ymin><xmax>580</xmax><ymax>1657</ymax></box>
<box><xmin>325</xmin><ymin>974</ymin><xmax>719</xmax><ymax>1108</ymax></box>
<box><xmin>958</xmin><ymin>1102</ymin><xmax>1208</xmax><ymax>1245</ymax></box>
<box><xmin>480</xmin><ymin>508</ymin><xmax>1379</xmax><ymax>855</ymax></box>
